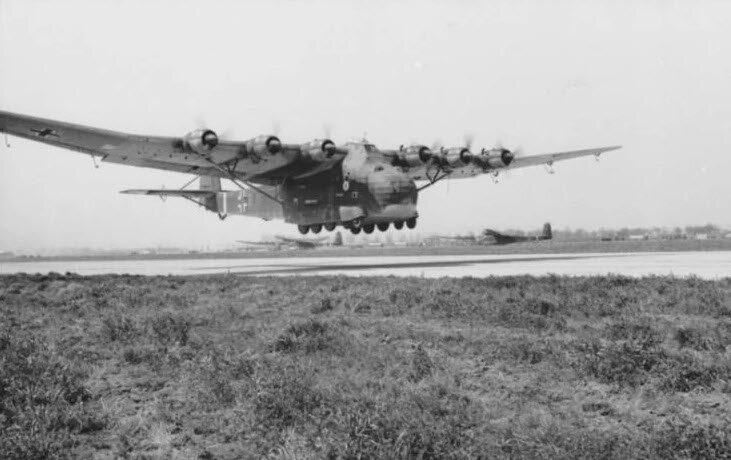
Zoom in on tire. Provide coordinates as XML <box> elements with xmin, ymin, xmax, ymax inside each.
<box><xmin>393</xmin><ymin>221</ymin><xmax>404</xmax><ymax>230</ymax></box>
<box><xmin>406</xmin><ymin>218</ymin><xmax>417</xmax><ymax>229</ymax></box>
<box><xmin>324</xmin><ymin>223</ymin><xmax>336</xmax><ymax>231</ymax></box>
<box><xmin>311</xmin><ymin>224</ymin><xmax>323</xmax><ymax>234</ymax></box>
<box><xmin>377</xmin><ymin>222</ymin><xmax>389</xmax><ymax>232</ymax></box>
<box><xmin>297</xmin><ymin>225</ymin><xmax>309</xmax><ymax>235</ymax></box>
<box><xmin>350</xmin><ymin>227</ymin><xmax>361</xmax><ymax>235</ymax></box>
<box><xmin>363</xmin><ymin>224</ymin><xmax>375</xmax><ymax>234</ymax></box>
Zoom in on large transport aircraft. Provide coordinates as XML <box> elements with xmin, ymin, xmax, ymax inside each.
<box><xmin>0</xmin><ymin>111</ymin><xmax>620</xmax><ymax>235</ymax></box>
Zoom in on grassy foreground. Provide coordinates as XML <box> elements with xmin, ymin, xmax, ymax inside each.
<box><xmin>1</xmin><ymin>274</ymin><xmax>729</xmax><ymax>459</ymax></box>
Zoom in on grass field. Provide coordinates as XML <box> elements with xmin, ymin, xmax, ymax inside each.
<box><xmin>1</xmin><ymin>274</ymin><xmax>729</xmax><ymax>458</ymax></box>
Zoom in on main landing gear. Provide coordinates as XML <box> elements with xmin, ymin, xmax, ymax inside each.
<box><xmin>298</xmin><ymin>217</ymin><xmax>418</xmax><ymax>235</ymax></box>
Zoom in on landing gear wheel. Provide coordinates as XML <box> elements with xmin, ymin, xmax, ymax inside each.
<box><xmin>406</xmin><ymin>217</ymin><xmax>417</xmax><ymax>229</ymax></box>
<box><xmin>350</xmin><ymin>227</ymin><xmax>361</xmax><ymax>235</ymax></box>
<box><xmin>311</xmin><ymin>224</ymin><xmax>323</xmax><ymax>234</ymax></box>
<box><xmin>297</xmin><ymin>225</ymin><xmax>310</xmax><ymax>235</ymax></box>
<box><xmin>350</xmin><ymin>217</ymin><xmax>363</xmax><ymax>229</ymax></box>
<box><xmin>393</xmin><ymin>221</ymin><xmax>404</xmax><ymax>230</ymax></box>
<box><xmin>377</xmin><ymin>222</ymin><xmax>390</xmax><ymax>232</ymax></box>
<box><xmin>324</xmin><ymin>223</ymin><xmax>336</xmax><ymax>231</ymax></box>
<box><xmin>363</xmin><ymin>224</ymin><xmax>375</xmax><ymax>234</ymax></box>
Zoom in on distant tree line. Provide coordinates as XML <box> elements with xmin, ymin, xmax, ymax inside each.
<box><xmin>552</xmin><ymin>223</ymin><xmax>728</xmax><ymax>241</ymax></box>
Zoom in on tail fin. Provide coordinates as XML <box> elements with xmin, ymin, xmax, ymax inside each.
<box><xmin>542</xmin><ymin>223</ymin><xmax>552</xmax><ymax>239</ymax></box>
<box><xmin>200</xmin><ymin>176</ymin><xmax>222</xmax><ymax>192</ymax></box>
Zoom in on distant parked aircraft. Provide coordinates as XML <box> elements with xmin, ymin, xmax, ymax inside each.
<box><xmin>238</xmin><ymin>232</ymin><xmax>342</xmax><ymax>250</ymax></box>
<box><xmin>446</xmin><ymin>223</ymin><xmax>552</xmax><ymax>245</ymax></box>
<box><xmin>484</xmin><ymin>223</ymin><xmax>552</xmax><ymax>245</ymax></box>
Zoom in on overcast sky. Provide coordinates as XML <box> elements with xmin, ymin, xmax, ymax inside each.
<box><xmin>1</xmin><ymin>0</ymin><xmax>730</xmax><ymax>252</ymax></box>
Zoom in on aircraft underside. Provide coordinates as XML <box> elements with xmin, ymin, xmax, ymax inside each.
<box><xmin>199</xmin><ymin>168</ymin><xmax>420</xmax><ymax>235</ymax></box>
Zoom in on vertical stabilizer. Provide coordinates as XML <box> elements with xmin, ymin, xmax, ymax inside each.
<box><xmin>542</xmin><ymin>223</ymin><xmax>552</xmax><ymax>240</ymax></box>
<box><xmin>200</xmin><ymin>176</ymin><xmax>222</xmax><ymax>192</ymax></box>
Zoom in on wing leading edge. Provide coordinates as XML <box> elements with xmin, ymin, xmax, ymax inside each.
<box><xmin>506</xmin><ymin>146</ymin><xmax>622</xmax><ymax>170</ymax></box>
<box><xmin>0</xmin><ymin>110</ymin><xmax>301</xmax><ymax>181</ymax></box>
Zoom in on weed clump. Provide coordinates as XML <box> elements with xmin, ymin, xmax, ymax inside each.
<box><xmin>100</xmin><ymin>313</ymin><xmax>140</xmax><ymax>342</ymax></box>
<box><xmin>122</xmin><ymin>344</ymin><xmax>160</xmax><ymax>365</ymax></box>
<box><xmin>573</xmin><ymin>338</ymin><xmax>665</xmax><ymax>388</ymax></box>
<box><xmin>606</xmin><ymin>318</ymin><xmax>664</xmax><ymax>347</ymax></box>
<box><xmin>674</xmin><ymin>325</ymin><xmax>727</xmax><ymax>352</ymax></box>
<box><xmin>0</xmin><ymin>333</ymin><xmax>104</xmax><ymax>458</ymax></box>
<box><xmin>150</xmin><ymin>312</ymin><xmax>190</xmax><ymax>345</ymax></box>
<box><xmin>650</xmin><ymin>416</ymin><xmax>731</xmax><ymax>459</ymax></box>
<box><xmin>659</xmin><ymin>354</ymin><xmax>730</xmax><ymax>393</ymax></box>
<box><xmin>497</xmin><ymin>297</ymin><xmax>567</xmax><ymax>331</ymax></box>
<box><xmin>409</xmin><ymin>344</ymin><xmax>434</xmax><ymax>382</ymax></box>
<box><xmin>273</xmin><ymin>319</ymin><xmax>343</xmax><ymax>354</ymax></box>
<box><xmin>251</xmin><ymin>364</ymin><xmax>325</xmax><ymax>432</ymax></box>
<box><xmin>310</xmin><ymin>297</ymin><xmax>334</xmax><ymax>314</ymax></box>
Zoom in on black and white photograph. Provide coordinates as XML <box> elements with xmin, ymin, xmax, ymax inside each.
<box><xmin>1</xmin><ymin>0</ymin><xmax>730</xmax><ymax>458</ymax></box>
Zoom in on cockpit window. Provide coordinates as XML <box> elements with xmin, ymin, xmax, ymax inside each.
<box><xmin>364</xmin><ymin>144</ymin><xmax>377</xmax><ymax>152</ymax></box>
<box><xmin>374</xmin><ymin>165</ymin><xmax>384</xmax><ymax>172</ymax></box>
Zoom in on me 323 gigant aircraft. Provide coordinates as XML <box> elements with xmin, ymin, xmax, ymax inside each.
<box><xmin>0</xmin><ymin>111</ymin><xmax>620</xmax><ymax>235</ymax></box>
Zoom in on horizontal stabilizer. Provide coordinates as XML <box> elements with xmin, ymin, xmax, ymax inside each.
<box><xmin>120</xmin><ymin>189</ymin><xmax>218</xmax><ymax>197</ymax></box>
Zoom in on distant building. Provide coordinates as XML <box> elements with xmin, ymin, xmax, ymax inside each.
<box><xmin>628</xmin><ymin>234</ymin><xmax>647</xmax><ymax>241</ymax></box>
<box><xmin>695</xmin><ymin>234</ymin><xmax>708</xmax><ymax>240</ymax></box>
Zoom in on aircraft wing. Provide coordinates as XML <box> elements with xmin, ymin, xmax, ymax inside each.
<box><xmin>505</xmin><ymin>146</ymin><xmax>621</xmax><ymax>170</ymax></box>
<box><xmin>0</xmin><ymin>110</ymin><xmax>301</xmax><ymax>181</ymax></box>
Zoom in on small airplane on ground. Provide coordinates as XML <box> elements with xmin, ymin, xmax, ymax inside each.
<box><xmin>237</xmin><ymin>232</ymin><xmax>342</xmax><ymax>250</ymax></box>
<box><xmin>0</xmin><ymin>110</ymin><xmax>620</xmax><ymax>235</ymax></box>
<box><xmin>447</xmin><ymin>223</ymin><xmax>553</xmax><ymax>245</ymax></box>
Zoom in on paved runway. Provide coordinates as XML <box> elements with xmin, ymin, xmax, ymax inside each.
<box><xmin>1</xmin><ymin>251</ymin><xmax>729</xmax><ymax>278</ymax></box>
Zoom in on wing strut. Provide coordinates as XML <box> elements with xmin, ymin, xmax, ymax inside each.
<box><xmin>417</xmin><ymin>170</ymin><xmax>451</xmax><ymax>192</ymax></box>
<box><xmin>202</xmin><ymin>158</ymin><xmax>283</xmax><ymax>205</ymax></box>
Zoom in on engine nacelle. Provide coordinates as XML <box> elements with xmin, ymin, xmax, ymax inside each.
<box><xmin>476</xmin><ymin>148</ymin><xmax>515</xmax><ymax>169</ymax></box>
<box><xmin>242</xmin><ymin>134</ymin><xmax>282</xmax><ymax>158</ymax></box>
<box><xmin>300</xmin><ymin>138</ymin><xmax>336</xmax><ymax>162</ymax></box>
<box><xmin>397</xmin><ymin>144</ymin><xmax>433</xmax><ymax>167</ymax></box>
<box><xmin>442</xmin><ymin>147</ymin><xmax>472</xmax><ymax>167</ymax></box>
<box><xmin>182</xmin><ymin>129</ymin><xmax>218</xmax><ymax>155</ymax></box>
